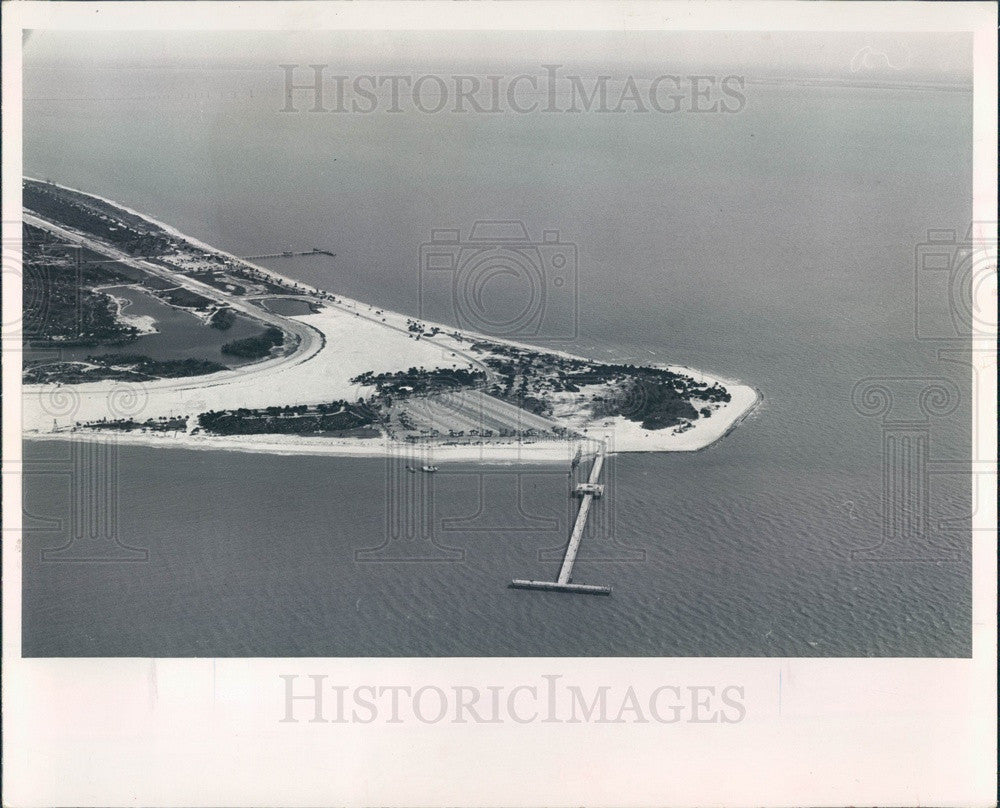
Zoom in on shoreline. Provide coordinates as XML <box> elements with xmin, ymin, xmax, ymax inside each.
<box><xmin>23</xmin><ymin>383</ymin><xmax>760</xmax><ymax>462</ymax></box>
<box><xmin>24</xmin><ymin>379</ymin><xmax>763</xmax><ymax>463</ymax></box>
<box><xmin>22</xmin><ymin>429</ymin><xmax>596</xmax><ymax>464</ymax></box>
<box><xmin>22</xmin><ymin>179</ymin><xmax>761</xmax><ymax>459</ymax></box>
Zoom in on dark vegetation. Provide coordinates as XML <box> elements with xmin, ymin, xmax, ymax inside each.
<box><xmin>595</xmin><ymin>380</ymin><xmax>699</xmax><ymax>430</ymax></box>
<box><xmin>209</xmin><ymin>307</ymin><xmax>237</xmax><ymax>330</ymax></box>
<box><xmin>473</xmin><ymin>340</ymin><xmax>730</xmax><ymax>429</ymax></box>
<box><xmin>23</xmin><ymin>355</ymin><xmax>226</xmax><ymax>384</ymax></box>
<box><xmin>91</xmin><ymin>354</ymin><xmax>228</xmax><ymax>378</ymax></box>
<box><xmin>23</xmin><ymin>362</ymin><xmax>147</xmax><ymax>384</ymax></box>
<box><xmin>352</xmin><ymin>366</ymin><xmax>485</xmax><ymax>400</ymax></box>
<box><xmin>158</xmin><ymin>287</ymin><xmax>214</xmax><ymax>310</ymax></box>
<box><xmin>590</xmin><ymin>372</ymin><xmax>730</xmax><ymax>430</ymax></box>
<box><xmin>517</xmin><ymin>395</ymin><xmax>552</xmax><ymax>416</ymax></box>
<box><xmin>24</xmin><ymin>181</ymin><xmax>173</xmax><ymax>257</ymax></box>
<box><xmin>196</xmin><ymin>274</ymin><xmax>249</xmax><ymax>295</ymax></box>
<box><xmin>80</xmin><ymin>416</ymin><xmax>188</xmax><ymax>432</ymax></box>
<box><xmin>197</xmin><ymin>401</ymin><xmax>378</xmax><ymax>436</ymax></box>
<box><xmin>405</xmin><ymin>318</ymin><xmax>443</xmax><ymax>338</ymax></box>
<box><xmin>21</xmin><ymin>225</ymin><xmax>141</xmax><ymax>345</ymax></box>
<box><xmin>221</xmin><ymin>327</ymin><xmax>284</xmax><ymax>358</ymax></box>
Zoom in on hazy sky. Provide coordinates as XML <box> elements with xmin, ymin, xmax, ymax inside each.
<box><xmin>23</xmin><ymin>30</ymin><xmax>971</xmax><ymax>83</ymax></box>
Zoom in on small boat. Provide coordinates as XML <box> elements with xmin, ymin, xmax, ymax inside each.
<box><xmin>421</xmin><ymin>465</ymin><xmax>439</xmax><ymax>473</ymax></box>
<box><xmin>405</xmin><ymin>465</ymin><xmax>418</xmax><ymax>473</ymax></box>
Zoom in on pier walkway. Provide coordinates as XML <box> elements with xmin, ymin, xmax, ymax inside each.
<box><xmin>241</xmin><ymin>248</ymin><xmax>335</xmax><ymax>260</ymax></box>
<box><xmin>510</xmin><ymin>445</ymin><xmax>611</xmax><ymax>596</ymax></box>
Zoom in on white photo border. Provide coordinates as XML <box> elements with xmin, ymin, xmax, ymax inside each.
<box><xmin>2</xmin><ymin>2</ymin><xmax>996</xmax><ymax>806</ymax></box>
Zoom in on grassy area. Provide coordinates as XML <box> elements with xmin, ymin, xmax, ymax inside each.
<box><xmin>158</xmin><ymin>287</ymin><xmax>214</xmax><ymax>310</ymax></box>
<box><xmin>352</xmin><ymin>366</ymin><xmax>485</xmax><ymax>399</ymax></box>
<box><xmin>24</xmin><ymin>180</ymin><xmax>173</xmax><ymax>256</ymax></box>
<box><xmin>197</xmin><ymin>401</ymin><xmax>378</xmax><ymax>436</ymax></box>
<box><xmin>23</xmin><ymin>355</ymin><xmax>227</xmax><ymax>384</ymax></box>
<box><xmin>221</xmin><ymin>326</ymin><xmax>284</xmax><ymax>358</ymax></box>
<box><xmin>209</xmin><ymin>307</ymin><xmax>237</xmax><ymax>330</ymax></box>
<box><xmin>194</xmin><ymin>273</ymin><xmax>249</xmax><ymax>296</ymax></box>
<box><xmin>22</xmin><ymin>224</ymin><xmax>140</xmax><ymax>345</ymax></box>
<box><xmin>81</xmin><ymin>416</ymin><xmax>189</xmax><ymax>432</ymax></box>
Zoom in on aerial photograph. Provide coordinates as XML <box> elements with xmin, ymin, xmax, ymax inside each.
<box><xmin>19</xmin><ymin>29</ymin><xmax>974</xmax><ymax>657</ymax></box>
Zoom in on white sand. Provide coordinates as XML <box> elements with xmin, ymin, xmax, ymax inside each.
<box><xmin>22</xmin><ymin>306</ymin><xmax>478</xmax><ymax>431</ymax></box>
<box><xmin>106</xmin><ymin>293</ymin><xmax>158</xmax><ymax>335</ymax></box>
<box><xmin>22</xmin><ymin>179</ymin><xmax>760</xmax><ymax>457</ymax></box>
<box><xmin>578</xmin><ymin>382</ymin><xmax>761</xmax><ymax>452</ymax></box>
<box><xmin>25</xmin><ymin>428</ymin><xmax>601</xmax><ymax>465</ymax></box>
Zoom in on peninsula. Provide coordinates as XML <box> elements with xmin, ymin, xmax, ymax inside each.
<box><xmin>21</xmin><ymin>179</ymin><xmax>760</xmax><ymax>462</ymax></box>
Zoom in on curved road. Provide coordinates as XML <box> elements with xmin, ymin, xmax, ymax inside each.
<box><xmin>22</xmin><ymin>213</ymin><xmax>500</xmax><ymax>404</ymax></box>
<box><xmin>23</xmin><ymin>214</ymin><xmax>326</xmax><ymax>396</ymax></box>
<box><xmin>242</xmin><ymin>292</ymin><xmax>498</xmax><ymax>386</ymax></box>
<box><xmin>23</xmin><ymin>212</ymin><xmax>564</xmax><ymax>439</ymax></box>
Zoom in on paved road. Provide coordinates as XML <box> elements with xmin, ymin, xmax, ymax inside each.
<box><xmin>242</xmin><ymin>291</ymin><xmax>495</xmax><ymax>385</ymax></box>
<box><xmin>23</xmin><ymin>213</ymin><xmax>326</xmax><ymax>394</ymax></box>
<box><xmin>23</xmin><ymin>212</ymin><xmax>551</xmax><ymax>440</ymax></box>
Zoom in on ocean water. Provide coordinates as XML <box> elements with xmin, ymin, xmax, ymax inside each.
<box><xmin>21</xmin><ymin>49</ymin><xmax>973</xmax><ymax>656</ymax></box>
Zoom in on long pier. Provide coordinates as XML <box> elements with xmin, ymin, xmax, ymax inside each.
<box><xmin>242</xmin><ymin>248</ymin><xmax>335</xmax><ymax>260</ymax></box>
<box><xmin>510</xmin><ymin>445</ymin><xmax>611</xmax><ymax>596</ymax></box>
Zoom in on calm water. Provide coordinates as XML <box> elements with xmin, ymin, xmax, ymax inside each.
<box><xmin>27</xmin><ymin>285</ymin><xmax>264</xmax><ymax>366</ymax></box>
<box><xmin>21</xmin><ymin>47</ymin><xmax>973</xmax><ymax>656</ymax></box>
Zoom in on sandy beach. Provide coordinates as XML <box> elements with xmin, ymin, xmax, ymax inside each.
<box><xmin>22</xmin><ymin>181</ymin><xmax>760</xmax><ymax>460</ymax></box>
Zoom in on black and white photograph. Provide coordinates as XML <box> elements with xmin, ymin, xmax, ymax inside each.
<box><xmin>2</xmin><ymin>2</ymin><xmax>996</xmax><ymax>806</ymax></box>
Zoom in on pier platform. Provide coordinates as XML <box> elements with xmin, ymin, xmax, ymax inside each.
<box><xmin>510</xmin><ymin>580</ymin><xmax>612</xmax><ymax>595</ymax></box>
